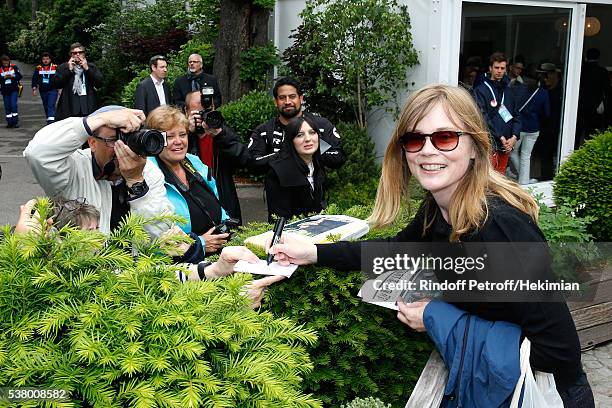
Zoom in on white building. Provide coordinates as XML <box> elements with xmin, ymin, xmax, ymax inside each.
<box><xmin>273</xmin><ymin>0</ymin><xmax>612</xmax><ymax>202</ymax></box>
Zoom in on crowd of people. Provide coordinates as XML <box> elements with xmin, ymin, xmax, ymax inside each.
<box><xmin>460</xmin><ymin>49</ymin><xmax>610</xmax><ymax>184</ymax></box>
<box><xmin>1</xmin><ymin>44</ymin><xmax>600</xmax><ymax>407</ymax></box>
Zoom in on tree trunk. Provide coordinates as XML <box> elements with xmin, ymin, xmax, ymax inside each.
<box><xmin>6</xmin><ymin>0</ymin><xmax>15</xmax><ymax>12</ymax></box>
<box><xmin>32</xmin><ymin>0</ymin><xmax>38</xmax><ymax>20</ymax></box>
<box><xmin>213</xmin><ymin>0</ymin><xmax>269</xmax><ymax>103</ymax></box>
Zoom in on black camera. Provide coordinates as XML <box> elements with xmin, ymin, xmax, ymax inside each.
<box><xmin>196</xmin><ymin>87</ymin><xmax>224</xmax><ymax>131</ymax></box>
<box><xmin>212</xmin><ymin>217</ymin><xmax>240</xmax><ymax>237</ymax></box>
<box><xmin>117</xmin><ymin>128</ymin><xmax>166</xmax><ymax>156</ymax></box>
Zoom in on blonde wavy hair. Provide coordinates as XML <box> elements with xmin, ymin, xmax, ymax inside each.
<box><xmin>145</xmin><ymin>105</ymin><xmax>189</xmax><ymax>132</ymax></box>
<box><xmin>368</xmin><ymin>84</ymin><xmax>539</xmax><ymax>241</ymax></box>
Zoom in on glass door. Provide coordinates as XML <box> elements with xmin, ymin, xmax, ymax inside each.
<box><xmin>458</xmin><ymin>2</ymin><xmax>574</xmax><ymax>184</ymax></box>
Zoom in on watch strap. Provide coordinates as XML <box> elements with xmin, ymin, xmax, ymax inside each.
<box><xmin>197</xmin><ymin>261</ymin><xmax>213</xmax><ymax>280</ymax></box>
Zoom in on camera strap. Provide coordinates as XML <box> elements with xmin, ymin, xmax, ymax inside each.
<box><xmin>157</xmin><ymin>158</ymin><xmax>221</xmax><ymax>228</ymax></box>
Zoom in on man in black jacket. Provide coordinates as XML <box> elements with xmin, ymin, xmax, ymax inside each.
<box><xmin>248</xmin><ymin>77</ymin><xmax>347</xmax><ymax>171</ymax></box>
<box><xmin>185</xmin><ymin>91</ymin><xmax>251</xmax><ymax>223</ymax></box>
<box><xmin>52</xmin><ymin>43</ymin><xmax>103</xmax><ymax>121</ymax></box>
<box><xmin>134</xmin><ymin>55</ymin><xmax>170</xmax><ymax>116</ymax></box>
<box><xmin>173</xmin><ymin>54</ymin><xmax>222</xmax><ymax>109</ymax></box>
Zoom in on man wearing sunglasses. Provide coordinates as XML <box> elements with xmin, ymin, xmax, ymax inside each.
<box><xmin>473</xmin><ymin>52</ymin><xmax>521</xmax><ymax>174</ymax></box>
<box><xmin>172</xmin><ymin>53</ymin><xmax>222</xmax><ymax>109</ymax></box>
<box><xmin>53</xmin><ymin>42</ymin><xmax>103</xmax><ymax>121</ymax></box>
<box><xmin>24</xmin><ymin>106</ymin><xmax>173</xmax><ymax>238</ymax></box>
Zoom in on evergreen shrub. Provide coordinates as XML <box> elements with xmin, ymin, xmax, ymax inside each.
<box><xmin>0</xmin><ymin>204</ymin><xmax>321</xmax><ymax>407</ymax></box>
<box><xmin>218</xmin><ymin>90</ymin><xmax>277</xmax><ymax>143</ymax></box>
<box><xmin>235</xmin><ymin>203</ymin><xmax>432</xmax><ymax>408</ymax></box>
<box><xmin>326</xmin><ymin>122</ymin><xmax>381</xmax><ymax>210</ymax></box>
<box><xmin>553</xmin><ymin>130</ymin><xmax>612</xmax><ymax>241</ymax></box>
<box><xmin>341</xmin><ymin>396</ymin><xmax>392</xmax><ymax>408</ymax></box>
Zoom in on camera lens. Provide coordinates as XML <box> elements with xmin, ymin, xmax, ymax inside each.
<box><xmin>119</xmin><ymin>129</ymin><xmax>166</xmax><ymax>156</ymax></box>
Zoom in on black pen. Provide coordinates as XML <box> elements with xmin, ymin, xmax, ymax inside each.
<box><xmin>267</xmin><ymin>217</ymin><xmax>286</xmax><ymax>265</ymax></box>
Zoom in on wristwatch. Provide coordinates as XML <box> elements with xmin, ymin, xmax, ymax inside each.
<box><xmin>197</xmin><ymin>261</ymin><xmax>213</xmax><ymax>280</ymax></box>
<box><xmin>126</xmin><ymin>180</ymin><xmax>148</xmax><ymax>198</ymax></box>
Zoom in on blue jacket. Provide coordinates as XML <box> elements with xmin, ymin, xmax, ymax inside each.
<box><xmin>424</xmin><ymin>300</ymin><xmax>521</xmax><ymax>408</ymax></box>
<box><xmin>517</xmin><ymin>87</ymin><xmax>550</xmax><ymax>133</ymax></box>
<box><xmin>148</xmin><ymin>154</ymin><xmax>228</xmax><ymax>249</ymax></box>
<box><xmin>473</xmin><ymin>74</ymin><xmax>522</xmax><ymax>151</ymax></box>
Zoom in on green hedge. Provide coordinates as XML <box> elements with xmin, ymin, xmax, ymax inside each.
<box><xmin>326</xmin><ymin>122</ymin><xmax>381</xmax><ymax>210</ymax></box>
<box><xmin>218</xmin><ymin>89</ymin><xmax>278</xmax><ymax>144</ymax></box>
<box><xmin>234</xmin><ymin>204</ymin><xmax>432</xmax><ymax>408</ymax></box>
<box><xmin>0</xmin><ymin>204</ymin><xmax>320</xmax><ymax>407</ymax></box>
<box><xmin>553</xmin><ymin>130</ymin><xmax>612</xmax><ymax>241</ymax></box>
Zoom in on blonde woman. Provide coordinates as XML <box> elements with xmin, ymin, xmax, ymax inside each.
<box><xmin>269</xmin><ymin>84</ymin><xmax>593</xmax><ymax>407</ymax></box>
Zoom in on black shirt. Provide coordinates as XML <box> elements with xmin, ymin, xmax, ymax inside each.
<box><xmin>316</xmin><ymin>196</ymin><xmax>583</xmax><ymax>391</ymax></box>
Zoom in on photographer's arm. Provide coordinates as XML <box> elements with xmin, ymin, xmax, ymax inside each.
<box><xmin>212</xmin><ymin>125</ymin><xmax>252</xmax><ymax>168</ymax></box>
<box><xmin>51</xmin><ymin>63</ymin><xmax>71</xmax><ymax>89</ymax></box>
<box><xmin>23</xmin><ymin>118</ymin><xmax>89</xmax><ymax>196</ymax></box>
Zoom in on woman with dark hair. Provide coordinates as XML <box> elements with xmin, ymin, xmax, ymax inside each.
<box><xmin>264</xmin><ymin>116</ymin><xmax>326</xmax><ymax>222</ymax></box>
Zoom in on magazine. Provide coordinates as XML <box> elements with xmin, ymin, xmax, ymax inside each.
<box><xmin>358</xmin><ymin>268</ymin><xmax>441</xmax><ymax>311</ymax></box>
<box><xmin>244</xmin><ymin>214</ymin><xmax>370</xmax><ymax>249</ymax></box>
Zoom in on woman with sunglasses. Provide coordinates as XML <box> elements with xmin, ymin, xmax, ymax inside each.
<box><xmin>269</xmin><ymin>84</ymin><xmax>593</xmax><ymax>407</ymax></box>
<box><xmin>264</xmin><ymin>115</ymin><xmax>326</xmax><ymax>222</ymax></box>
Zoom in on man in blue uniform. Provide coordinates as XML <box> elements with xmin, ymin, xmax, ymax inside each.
<box><xmin>32</xmin><ymin>52</ymin><xmax>59</xmax><ymax>124</ymax></box>
<box><xmin>0</xmin><ymin>55</ymin><xmax>22</xmax><ymax>128</ymax></box>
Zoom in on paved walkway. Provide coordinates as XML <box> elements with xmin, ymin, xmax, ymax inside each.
<box><xmin>1</xmin><ymin>61</ymin><xmax>610</xmax><ymax>406</ymax></box>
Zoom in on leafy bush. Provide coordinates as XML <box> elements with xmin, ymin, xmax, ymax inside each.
<box><xmin>342</xmin><ymin>396</ymin><xmax>392</xmax><ymax>408</ymax></box>
<box><xmin>553</xmin><ymin>130</ymin><xmax>612</xmax><ymax>241</ymax></box>
<box><xmin>0</xmin><ymin>205</ymin><xmax>321</xmax><ymax>407</ymax></box>
<box><xmin>235</xmin><ymin>203</ymin><xmax>432</xmax><ymax>408</ymax></box>
<box><xmin>8</xmin><ymin>12</ymin><xmax>53</xmax><ymax>63</ymax></box>
<box><xmin>326</xmin><ymin>122</ymin><xmax>381</xmax><ymax>210</ymax></box>
<box><xmin>283</xmin><ymin>0</ymin><xmax>418</xmax><ymax>128</ymax></box>
<box><xmin>218</xmin><ymin>90</ymin><xmax>277</xmax><ymax>143</ymax></box>
<box><xmin>239</xmin><ymin>42</ymin><xmax>280</xmax><ymax>89</ymax></box>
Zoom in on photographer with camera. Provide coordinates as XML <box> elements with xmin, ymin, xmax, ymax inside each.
<box><xmin>185</xmin><ymin>90</ymin><xmax>251</xmax><ymax>223</ymax></box>
<box><xmin>146</xmin><ymin>105</ymin><xmax>237</xmax><ymax>255</ymax></box>
<box><xmin>24</xmin><ymin>106</ymin><xmax>173</xmax><ymax>237</ymax></box>
<box><xmin>53</xmin><ymin>43</ymin><xmax>103</xmax><ymax>121</ymax></box>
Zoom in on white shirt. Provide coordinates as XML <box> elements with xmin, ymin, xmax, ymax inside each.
<box><xmin>150</xmin><ymin>75</ymin><xmax>167</xmax><ymax>106</ymax></box>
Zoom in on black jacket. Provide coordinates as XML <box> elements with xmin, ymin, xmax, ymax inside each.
<box><xmin>264</xmin><ymin>152</ymin><xmax>326</xmax><ymax>223</ymax></box>
<box><xmin>134</xmin><ymin>76</ymin><xmax>171</xmax><ymax>116</ymax></box>
<box><xmin>316</xmin><ymin>196</ymin><xmax>583</xmax><ymax>391</ymax></box>
<box><xmin>53</xmin><ymin>62</ymin><xmax>103</xmax><ymax>120</ymax></box>
<box><xmin>172</xmin><ymin>71</ymin><xmax>222</xmax><ymax>108</ymax></box>
<box><xmin>248</xmin><ymin>112</ymin><xmax>347</xmax><ymax>172</ymax></box>
<box><xmin>190</xmin><ymin>125</ymin><xmax>251</xmax><ymax>223</ymax></box>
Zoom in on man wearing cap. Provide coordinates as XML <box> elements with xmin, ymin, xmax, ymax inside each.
<box><xmin>473</xmin><ymin>52</ymin><xmax>521</xmax><ymax>173</ymax></box>
<box><xmin>134</xmin><ymin>55</ymin><xmax>170</xmax><ymax>116</ymax></box>
<box><xmin>577</xmin><ymin>48</ymin><xmax>609</xmax><ymax>148</ymax></box>
<box><xmin>23</xmin><ymin>106</ymin><xmax>173</xmax><ymax>237</ymax></box>
<box><xmin>536</xmin><ymin>62</ymin><xmax>563</xmax><ymax>180</ymax></box>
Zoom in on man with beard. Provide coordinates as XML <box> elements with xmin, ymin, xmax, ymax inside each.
<box><xmin>172</xmin><ymin>54</ymin><xmax>222</xmax><ymax>110</ymax></box>
<box><xmin>23</xmin><ymin>106</ymin><xmax>173</xmax><ymax>237</ymax></box>
<box><xmin>248</xmin><ymin>77</ymin><xmax>346</xmax><ymax>171</ymax></box>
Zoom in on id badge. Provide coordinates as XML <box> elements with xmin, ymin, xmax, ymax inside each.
<box><xmin>80</xmin><ymin>81</ymin><xmax>87</xmax><ymax>96</ymax></box>
<box><xmin>5</xmin><ymin>79</ymin><xmax>11</xmax><ymax>85</ymax></box>
<box><xmin>498</xmin><ymin>104</ymin><xmax>513</xmax><ymax>123</ymax></box>
<box><xmin>42</xmin><ymin>78</ymin><xmax>50</xmax><ymax>84</ymax></box>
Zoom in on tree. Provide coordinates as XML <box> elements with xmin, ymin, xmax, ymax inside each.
<box><xmin>213</xmin><ymin>0</ymin><xmax>273</xmax><ymax>102</ymax></box>
<box><xmin>285</xmin><ymin>0</ymin><xmax>419</xmax><ymax>128</ymax></box>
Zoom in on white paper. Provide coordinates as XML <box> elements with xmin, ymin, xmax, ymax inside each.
<box><xmin>234</xmin><ymin>260</ymin><xmax>298</xmax><ymax>278</ymax></box>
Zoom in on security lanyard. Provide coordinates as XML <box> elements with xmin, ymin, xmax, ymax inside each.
<box><xmin>484</xmin><ymin>81</ymin><xmax>504</xmax><ymax>108</ymax></box>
